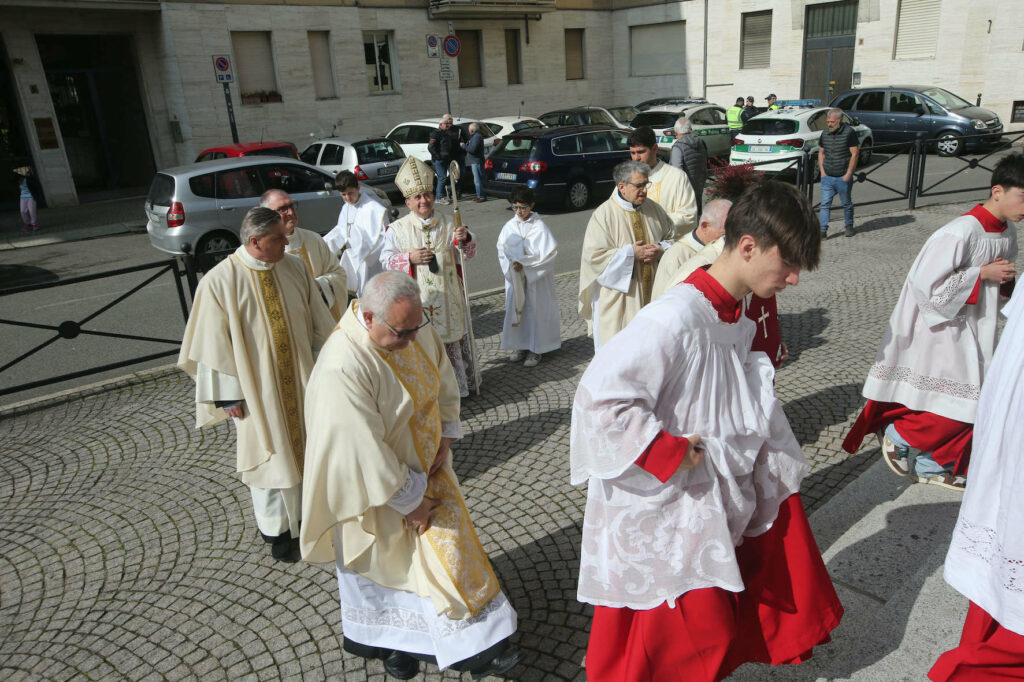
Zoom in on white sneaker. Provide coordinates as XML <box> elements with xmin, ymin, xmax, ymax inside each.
<box><xmin>509</xmin><ymin>350</ymin><xmax>526</xmax><ymax>362</ymax></box>
<box><xmin>523</xmin><ymin>353</ymin><xmax>541</xmax><ymax>367</ymax></box>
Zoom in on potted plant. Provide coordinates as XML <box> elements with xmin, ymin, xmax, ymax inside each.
<box><xmin>263</xmin><ymin>90</ymin><xmax>282</xmax><ymax>103</ymax></box>
<box><xmin>241</xmin><ymin>91</ymin><xmax>261</xmax><ymax>105</ymax></box>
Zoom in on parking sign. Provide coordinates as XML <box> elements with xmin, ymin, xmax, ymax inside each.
<box><xmin>212</xmin><ymin>55</ymin><xmax>234</xmax><ymax>83</ymax></box>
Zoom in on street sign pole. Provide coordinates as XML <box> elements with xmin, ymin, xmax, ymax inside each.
<box><xmin>443</xmin><ymin>81</ymin><xmax>451</xmax><ymax>115</ymax></box>
<box><xmin>223</xmin><ymin>83</ymin><xmax>239</xmax><ymax>144</ymax></box>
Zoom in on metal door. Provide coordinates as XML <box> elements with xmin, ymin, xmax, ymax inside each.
<box><xmin>801</xmin><ymin>1</ymin><xmax>858</xmax><ymax>104</ymax></box>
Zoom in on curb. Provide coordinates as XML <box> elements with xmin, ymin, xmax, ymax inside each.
<box><xmin>0</xmin><ymin>222</ymin><xmax>146</xmax><ymax>251</ymax></box>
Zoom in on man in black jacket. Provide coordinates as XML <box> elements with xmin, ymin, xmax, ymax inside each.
<box><xmin>428</xmin><ymin>114</ymin><xmax>465</xmax><ymax>205</ymax></box>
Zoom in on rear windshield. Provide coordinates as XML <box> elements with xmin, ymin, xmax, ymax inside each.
<box><xmin>630</xmin><ymin>112</ymin><xmax>677</xmax><ymax>128</ymax></box>
<box><xmin>742</xmin><ymin>119</ymin><xmax>798</xmax><ymax>135</ymax></box>
<box><xmin>243</xmin><ymin>146</ymin><xmax>296</xmax><ymax>158</ymax></box>
<box><xmin>513</xmin><ymin>120</ymin><xmax>544</xmax><ymax>132</ymax></box>
<box><xmin>147</xmin><ymin>173</ymin><xmax>175</xmax><ymax>206</ymax></box>
<box><xmin>607</xmin><ymin>106</ymin><xmax>639</xmax><ymax>123</ymax></box>
<box><xmin>492</xmin><ymin>137</ymin><xmax>537</xmax><ymax>159</ymax></box>
<box><xmin>354</xmin><ymin>139</ymin><xmax>405</xmax><ymax>164</ymax></box>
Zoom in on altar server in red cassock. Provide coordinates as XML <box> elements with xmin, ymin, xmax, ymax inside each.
<box><xmin>843</xmin><ymin>154</ymin><xmax>1023</xmax><ymax>490</ymax></box>
<box><xmin>570</xmin><ymin>181</ymin><xmax>842</xmax><ymax>682</ymax></box>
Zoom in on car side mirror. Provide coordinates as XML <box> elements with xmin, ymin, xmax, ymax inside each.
<box><xmin>324</xmin><ymin>181</ymin><xmax>335</xmax><ymax>191</ymax></box>
<box><xmin>852</xmin><ymin>117</ymin><xmax>861</xmax><ymax>126</ymax></box>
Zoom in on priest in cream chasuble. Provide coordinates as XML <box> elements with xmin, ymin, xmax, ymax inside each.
<box><xmin>178</xmin><ymin>207</ymin><xmax>336</xmax><ymax>559</ymax></box>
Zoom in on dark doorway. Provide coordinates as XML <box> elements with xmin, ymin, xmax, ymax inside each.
<box><xmin>801</xmin><ymin>1</ymin><xmax>858</xmax><ymax>105</ymax></box>
<box><xmin>0</xmin><ymin>36</ymin><xmax>35</xmax><ymax>210</ymax></box>
<box><xmin>36</xmin><ymin>34</ymin><xmax>155</xmax><ymax>202</ymax></box>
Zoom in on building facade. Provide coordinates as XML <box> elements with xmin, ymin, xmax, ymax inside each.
<box><xmin>2</xmin><ymin>0</ymin><xmax>1021</xmax><ymax>210</ymax></box>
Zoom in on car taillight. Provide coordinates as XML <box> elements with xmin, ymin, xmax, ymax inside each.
<box><xmin>485</xmin><ymin>159</ymin><xmax>494</xmax><ymax>169</ymax></box>
<box><xmin>778</xmin><ymin>138</ymin><xmax>804</xmax><ymax>148</ymax></box>
<box><xmin>167</xmin><ymin>201</ymin><xmax>185</xmax><ymax>227</ymax></box>
<box><xmin>662</xmin><ymin>129</ymin><xmax>676</xmax><ymax>138</ymax></box>
<box><xmin>519</xmin><ymin>161</ymin><xmax>548</xmax><ymax>173</ymax></box>
<box><xmin>353</xmin><ymin>165</ymin><xmax>369</xmax><ymax>181</ymax></box>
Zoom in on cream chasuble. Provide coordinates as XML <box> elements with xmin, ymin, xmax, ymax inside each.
<box><xmin>647</xmin><ymin>160</ymin><xmax>697</xmax><ymax>240</ymax></box>
<box><xmin>178</xmin><ymin>248</ymin><xmax>335</xmax><ymax>489</ymax></box>
<box><xmin>578</xmin><ymin>194</ymin><xmax>672</xmax><ymax>348</ymax></box>
<box><xmin>302</xmin><ymin>303</ymin><xmax>500</xmax><ymax>619</ymax></box>
<box><xmin>381</xmin><ymin>211</ymin><xmax>471</xmax><ymax>345</ymax></box>
<box><xmin>652</xmin><ymin>232</ymin><xmax>718</xmax><ymax>299</ymax></box>
<box><xmin>285</xmin><ymin>226</ymin><xmax>347</xmax><ymax>321</ymax></box>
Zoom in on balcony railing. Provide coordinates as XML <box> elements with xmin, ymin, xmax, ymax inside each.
<box><xmin>428</xmin><ymin>0</ymin><xmax>557</xmax><ymax>19</ymax></box>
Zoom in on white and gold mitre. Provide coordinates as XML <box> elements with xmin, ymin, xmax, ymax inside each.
<box><xmin>395</xmin><ymin>156</ymin><xmax>435</xmax><ymax>198</ymax></box>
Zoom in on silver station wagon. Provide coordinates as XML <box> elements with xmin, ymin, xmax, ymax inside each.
<box><xmin>145</xmin><ymin>157</ymin><xmax>345</xmax><ymax>269</ymax></box>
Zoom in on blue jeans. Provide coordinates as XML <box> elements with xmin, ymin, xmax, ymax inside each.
<box><xmin>470</xmin><ymin>163</ymin><xmax>485</xmax><ymax>199</ymax></box>
<box><xmin>433</xmin><ymin>160</ymin><xmax>448</xmax><ymax>200</ymax></box>
<box><xmin>885</xmin><ymin>423</ymin><xmax>952</xmax><ymax>478</ymax></box>
<box><xmin>819</xmin><ymin>175</ymin><xmax>853</xmax><ymax>231</ymax></box>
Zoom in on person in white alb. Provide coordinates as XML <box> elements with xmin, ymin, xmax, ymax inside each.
<box><xmin>578</xmin><ymin>160</ymin><xmax>674</xmax><ymax>350</ymax></box>
<box><xmin>497</xmin><ymin>185</ymin><xmax>560</xmax><ymax>367</ymax></box>
<box><xmin>323</xmin><ymin>170</ymin><xmax>388</xmax><ymax>299</ymax></box>
<box><xmin>178</xmin><ymin>207</ymin><xmax>335</xmax><ymax>562</ymax></box>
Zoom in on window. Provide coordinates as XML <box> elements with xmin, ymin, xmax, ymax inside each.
<box><xmin>889</xmin><ymin>91</ymin><xmax>923</xmax><ymax>114</ymax></box>
<box><xmin>583</xmin><ymin>110</ymin><xmax>616</xmax><ymax>126</ymax></box>
<box><xmin>741</xmin><ymin>11</ymin><xmax>772</xmax><ymax>69</ymax></box>
<box><xmin>258</xmin><ymin>164</ymin><xmax>328</xmax><ymax>195</ymax></box>
<box><xmin>231</xmin><ymin>31</ymin><xmax>279</xmax><ymax>99</ymax></box>
<box><xmin>215</xmin><ymin>168</ymin><xmax>261</xmax><ymax>200</ymax></box>
<box><xmin>189</xmin><ymin>174</ymin><xmax>215</xmax><ymax>199</ymax></box>
<box><xmin>354</xmin><ymin>139</ymin><xmax>404</xmax><ymax>164</ymax></box>
<box><xmin>308</xmin><ymin>31</ymin><xmax>336</xmax><ymax>100</ymax></box>
<box><xmin>609</xmin><ymin>131</ymin><xmax>630</xmax><ymax>150</ymax></box>
<box><xmin>630</xmin><ymin>22</ymin><xmax>685</xmax><ymax>77</ymax></box>
<box><xmin>690</xmin><ymin>108</ymin><xmax>716</xmax><ymax>125</ymax></box>
<box><xmin>565</xmin><ymin>29</ymin><xmax>584</xmax><ymax>80</ymax></box>
<box><xmin>807</xmin><ymin>112</ymin><xmax>829</xmax><ymax>132</ymax></box>
<box><xmin>551</xmin><ymin>135</ymin><xmax>581</xmax><ymax>155</ymax></box>
<box><xmin>855</xmin><ymin>91</ymin><xmax>885</xmax><ymax>112</ymax></box>
<box><xmin>320</xmin><ymin>144</ymin><xmax>345</xmax><ymax>166</ymax></box>
<box><xmin>300</xmin><ymin>144</ymin><xmax>321</xmax><ymax>165</ymax></box>
<box><xmin>540</xmin><ymin>113</ymin><xmax>565</xmax><ymax>127</ymax></box>
<box><xmin>364</xmin><ymin>31</ymin><xmax>396</xmax><ymax>93</ymax></box>
<box><xmin>580</xmin><ymin>132</ymin><xmax>612</xmax><ymax>153</ymax></box>
<box><xmin>458</xmin><ymin>30</ymin><xmax>483</xmax><ymax>88</ymax></box>
<box><xmin>893</xmin><ymin>0</ymin><xmax>940</xmax><ymax>60</ymax></box>
<box><xmin>834</xmin><ymin>93</ymin><xmax>860</xmax><ymax>111</ymax></box>
<box><xmin>505</xmin><ymin>29</ymin><xmax>522</xmax><ymax>85</ymax></box>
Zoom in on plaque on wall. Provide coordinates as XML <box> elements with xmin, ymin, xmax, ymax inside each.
<box><xmin>33</xmin><ymin>118</ymin><xmax>60</xmax><ymax>150</ymax></box>
<box><xmin>1012</xmin><ymin>101</ymin><xmax>1024</xmax><ymax>124</ymax></box>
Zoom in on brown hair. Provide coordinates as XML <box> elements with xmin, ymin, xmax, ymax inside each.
<box><xmin>723</xmin><ymin>180</ymin><xmax>821</xmax><ymax>270</ymax></box>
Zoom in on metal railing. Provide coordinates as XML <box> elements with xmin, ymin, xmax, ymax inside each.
<box><xmin>914</xmin><ymin>130</ymin><xmax>1024</xmax><ymax>202</ymax></box>
<box><xmin>0</xmin><ymin>259</ymin><xmax>191</xmax><ymax>397</ymax></box>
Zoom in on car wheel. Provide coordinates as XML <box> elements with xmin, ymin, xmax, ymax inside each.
<box><xmin>194</xmin><ymin>231</ymin><xmax>240</xmax><ymax>272</ymax></box>
<box><xmin>935</xmin><ymin>131</ymin><xmax>964</xmax><ymax>157</ymax></box>
<box><xmin>565</xmin><ymin>179</ymin><xmax>591</xmax><ymax>211</ymax></box>
<box><xmin>859</xmin><ymin>138</ymin><xmax>873</xmax><ymax>167</ymax></box>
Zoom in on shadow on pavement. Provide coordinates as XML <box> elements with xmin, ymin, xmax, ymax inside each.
<box><xmin>0</xmin><ymin>264</ymin><xmax>58</xmax><ymax>289</ymax></box>
<box><xmin>455</xmin><ymin>407</ymin><xmax>569</xmax><ymax>484</ymax></box>
<box><xmin>855</xmin><ymin>213</ymin><xmax>917</xmax><ymax>236</ymax></box>
<box><xmin>782</xmin><ymin>381</ymin><xmax>864</xmax><ymax>448</ymax></box>
<box><xmin>778</xmin><ymin>307</ymin><xmax>829</xmax><ymax>364</ymax></box>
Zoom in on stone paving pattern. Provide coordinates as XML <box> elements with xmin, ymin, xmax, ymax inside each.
<box><xmin>2</xmin><ymin>205</ymin><xmax>1018</xmax><ymax>681</ymax></box>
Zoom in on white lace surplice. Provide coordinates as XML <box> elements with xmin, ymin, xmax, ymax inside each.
<box><xmin>570</xmin><ymin>284</ymin><xmax>809</xmax><ymax>610</ymax></box>
<box><xmin>496</xmin><ymin>213</ymin><xmax>561</xmax><ymax>354</ymax></box>
<box><xmin>944</xmin><ymin>282</ymin><xmax>1024</xmax><ymax>636</ymax></box>
<box><xmin>862</xmin><ymin>215</ymin><xmax>1017</xmax><ymax>423</ymax></box>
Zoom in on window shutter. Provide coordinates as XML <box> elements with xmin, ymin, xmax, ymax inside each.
<box><xmin>230</xmin><ymin>31</ymin><xmax>278</xmax><ymax>94</ymax></box>
<box><xmin>458</xmin><ymin>30</ymin><xmax>483</xmax><ymax>88</ymax></box>
<box><xmin>308</xmin><ymin>31</ymin><xmax>335</xmax><ymax>99</ymax></box>
<box><xmin>565</xmin><ymin>29</ymin><xmax>584</xmax><ymax>80</ymax></box>
<box><xmin>630</xmin><ymin>21</ymin><xmax>686</xmax><ymax>77</ymax></box>
<box><xmin>741</xmin><ymin>12</ymin><xmax>772</xmax><ymax>69</ymax></box>
<box><xmin>894</xmin><ymin>0</ymin><xmax>940</xmax><ymax>59</ymax></box>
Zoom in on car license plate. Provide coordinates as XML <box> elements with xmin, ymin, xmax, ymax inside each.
<box><xmin>750</xmin><ymin>145</ymin><xmax>773</xmax><ymax>153</ymax></box>
<box><xmin>377</xmin><ymin>167</ymin><xmax>397</xmax><ymax>176</ymax></box>
<box><xmin>496</xmin><ymin>172</ymin><xmax>517</xmax><ymax>181</ymax></box>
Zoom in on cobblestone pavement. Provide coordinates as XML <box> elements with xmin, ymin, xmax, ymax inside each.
<box><xmin>2</xmin><ymin>204</ymin><xmax>1018</xmax><ymax>681</ymax></box>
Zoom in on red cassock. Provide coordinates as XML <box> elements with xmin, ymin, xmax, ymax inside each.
<box><xmin>929</xmin><ymin>602</ymin><xmax>1024</xmax><ymax>681</ymax></box>
<box><xmin>585</xmin><ymin>269</ymin><xmax>843</xmax><ymax>682</ymax></box>
<box><xmin>747</xmin><ymin>294</ymin><xmax>784</xmax><ymax>368</ymax></box>
<box><xmin>842</xmin><ymin>401</ymin><xmax>973</xmax><ymax>475</ymax></box>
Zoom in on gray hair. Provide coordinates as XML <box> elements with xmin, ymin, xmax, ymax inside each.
<box><xmin>613</xmin><ymin>160</ymin><xmax>651</xmax><ymax>185</ymax></box>
<box><xmin>258</xmin><ymin>188</ymin><xmax>288</xmax><ymax>208</ymax></box>
<box><xmin>440</xmin><ymin>114</ymin><xmax>453</xmax><ymax>125</ymax></box>
<box><xmin>239</xmin><ymin>207</ymin><xmax>282</xmax><ymax>244</ymax></box>
<box><xmin>699</xmin><ymin>198</ymin><xmax>732</xmax><ymax>229</ymax></box>
<box><xmin>361</xmin><ymin>271</ymin><xmax>421</xmax><ymax>319</ymax></box>
<box><xmin>827</xmin><ymin>107</ymin><xmax>843</xmax><ymax>119</ymax></box>
<box><xmin>469</xmin><ymin>122</ymin><xmax>478</xmax><ymax>133</ymax></box>
<box><xmin>674</xmin><ymin>117</ymin><xmax>693</xmax><ymax>136</ymax></box>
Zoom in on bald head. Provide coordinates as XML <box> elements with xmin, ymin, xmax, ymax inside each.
<box><xmin>696</xmin><ymin>198</ymin><xmax>731</xmax><ymax>243</ymax></box>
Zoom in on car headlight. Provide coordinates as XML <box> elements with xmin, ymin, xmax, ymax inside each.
<box><xmin>971</xmin><ymin>119</ymin><xmax>986</xmax><ymax>130</ymax></box>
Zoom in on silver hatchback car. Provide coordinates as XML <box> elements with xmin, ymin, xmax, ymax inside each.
<box><xmin>145</xmin><ymin>157</ymin><xmax>345</xmax><ymax>269</ymax></box>
<box><xmin>300</xmin><ymin>136</ymin><xmax>405</xmax><ymax>201</ymax></box>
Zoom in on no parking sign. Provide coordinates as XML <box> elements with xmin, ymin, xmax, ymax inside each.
<box><xmin>212</xmin><ymin>55</ymin><xmax>234</xmax><ymax>83</ymax></box>
<box><xmin>443</xmin><ymin>34</ymin><xmax>461</xmax><ymax>58</ymax></box>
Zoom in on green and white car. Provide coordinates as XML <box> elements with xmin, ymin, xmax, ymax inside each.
<box><xmin>729</xmin><ymin>107</ymin><xmax>873</xmax><ymax>174</ymax></box>
<box><xmin>629</xmin><ymin>103</ymin><xmax>733</xmax><ymax>158</ymax></box>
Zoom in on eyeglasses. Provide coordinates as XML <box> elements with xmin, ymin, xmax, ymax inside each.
<box><xmin>510</xmin><ymin>204</ymin><xmax>531</xmax><ymax>212</ymax></box>
<box><xmin>273</xmin><ymin>203</ymin><xmax>296</xmax><ymax>214</ymax></box>
<box><xmin>626</xmin><ymin>181</ymin><xmax>652</xmax><ymax>190</ymax></box>
<box><xmin>378</xmin><ymin>312</ymin><xmax>431</xmax><ymax>339</ymax></box>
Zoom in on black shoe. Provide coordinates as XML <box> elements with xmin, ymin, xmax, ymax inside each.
<box><xmin>844</xmin><ymin>224</ymin><xmax>856</xmax><ymax>237</ymax></box>
<box><xmin>259</xmin><ymin>529</ymin><xmax>291</xmax><ymax>545</ymax></box>
<box><xmin>470</xmin><ymin>648</ymin><xmax>522</xmax><ymax>680</ymax></box>
<box><xmin>383</xmin><ymin>650</ymin><xmax>419</xmax><ymax>680</ymax></box>
<box><xmin>271</xmin><ymin>536</ymin><xmax>298</xmax><ymax>562</ymax></box>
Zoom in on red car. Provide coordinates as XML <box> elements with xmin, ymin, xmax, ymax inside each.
<box><xmin>194</xmin><ymin>141</ymin><xmax>299</xmax><ymax>163</ymax></box>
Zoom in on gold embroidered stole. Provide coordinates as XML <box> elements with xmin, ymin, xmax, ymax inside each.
<box><xmin>252</xmin><ymin>266</ymin><xmax>305</xmax><ymax>475</ymax></box>
<box><xmin>378</xmin><ymin>342</ymin><xmax>500</xmax><ymax>616</ymax></box>
<box><xmin>627</xmin><ymin>209</ymin><xmax>654</xmax><ymax>305</ymax></box>
<box><xmin>291</xmin><ymin>242</ymin><xmax>341</xmax><ymax>321</ymax></box>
